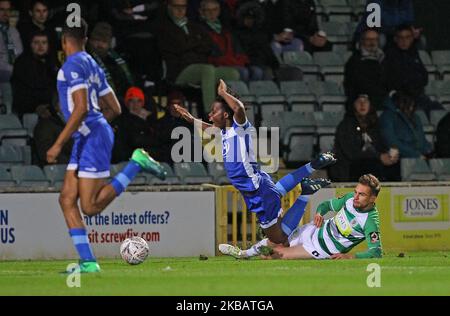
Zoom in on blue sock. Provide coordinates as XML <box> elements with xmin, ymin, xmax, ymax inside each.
<box><xmin>110</xmin><ymin>161</ymin><xmax>142</xmax><ymax>196</ymax></box>
<box><xmin>281</xmin><ymin>196</ymin><xmax>310</xmax><ymax>236</ymax></box>
<box><xmin>275</xmin><ymin>163</ymin><xmax>314</xmax><ymax>196</ymax></box>
<box><xmin>69</xmin><ymin>228</ymin><xmax>96</xmax><ymax>262</ymax></box>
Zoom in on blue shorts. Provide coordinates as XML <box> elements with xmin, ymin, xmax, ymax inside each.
<box><xmin>67</xmin><ymin>120</ymin><xmax>114</xmax><ymax>179</ymax></box>
<box><xmin>241</xmin><ymin>173</ymin><xmax>282</xmax><ymax>229</ymax></box>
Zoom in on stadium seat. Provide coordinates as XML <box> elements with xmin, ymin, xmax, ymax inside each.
<box><xmin>309</xmin><ymin>81</ymin><xmax>346</xmax><ymax>111</ymax></box>
<box><xmin>419</xmin><ymin>51</ymin><xmax>439</xmax><ymax>79</ymax></box>
<box><xmin>227</xmin><ymin>81</ymin><xmax>256</xmax><ymax>104</ymax></box>
<box><xmin>173</xmin><ymin>162</ymin><xmax>213</xmax><ymax>185</ymax></box>
<box><xmin>347</xmin><ymin>0</ymin><xmax>366</xmax><ymax>16</ymax></box>
<box><xmin>425</xmin><ymin>80</ymin><xmax>442</xmax><ymax>99</ymax></box>
<box><xmin>431</xmin><ymin>50</ymin><xmax>450</xmax><ymax>79</ymax></box>
<box><xmin>314</xmin><ymin>111</ymin><xmax>342</xmax><ymax>153</ymax></box>
<box><xmin>430</xmin><ymin>110</ymin><xmax>448</xmax><ymax>128</ymax></box>
<box><xmin>248</xmin><ymin>81</ymin><xmax>286</xmax><ymax>119</ymax></box>
<box><xmin>208</xmin><ymin>162</ymin><xmax>230</xmax><ymax>185</ymax></box>
<box><xmin>283</xmin><ymin>134</ymin><xmax>315</xmax><ymax>163</ymax></box>
<box><xmin>400</xmin><ymin>159</ymin><xmax>436</xmax><ymax>181</ymax></box>
<box><xmin>0</xmin><ymin>114</ymin><xmax>28</xmax><ymax>146</ymax></box>
<box><xmin>313</xmin><ymin>52</ymin><xmax>345</xmax><ymax>83</ymax></box>
<box><xmin>0</xmin><ymin>144</ymin><xmax>25</xmax><ymax>168</ymax></box>
<box><xmin>281</xmin><ymin>51</ymin><xmax>321</xmax><ymax>80</ymax></box>
<box><xmin>279</xmin><ymin>112</ymin><xmax>316</xmax><ymax>151</ymax></box>
<box><xmin>10</xmin><ymin>165</ymin><xmax>51</xmax><ymax>187</ymax></box>
<box><xmin>0</xmin><ymin>166</ymin><xmax>16</xmax><ymax>187</ymax></box>
<box><xmin>23</xmin><ymin>113</ymin><xmax>39</xmax><ymax>137</ymax></box>
<box><xmin>111</xmin><ymin>162</ymin><xmax>147</xmax><ymax>185</ymax></box>
<box><xmin>318</xmin><ymin>1</ymin><xmax>353</xmax><ymax>21</ymax></box>
<box><xmin>415</xmin><ymin>110</ymin><xmax>434</xmax><ymax>134</ymax></box>
<box><xmin>429</xmin><ymin>159</ymin><xmax>450</xmax><ymax>181</ymax></box>
<box><xmin>279</xmin><ymin>81</ymin><xmax>317</xmax><ymax>112</ymax></box>
<box><xmin>145</xmin><ymin>162</ymin><xmax>182</xmax><ymax>185</ymax></box>
<box><xmin>43</xmin><ymin>164</ymin><xmax>67</xmax><ymax>189</ymax></box>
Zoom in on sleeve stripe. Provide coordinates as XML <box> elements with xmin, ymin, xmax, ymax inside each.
<box><xmin>233</xmin><ymin>117</ymin><xmax>249</xmax><ymax>128</ymax></box>
<box><xmin>70</xmin><ymin>84</ymin><xmax>88</xmax><ymax>93</ymax></box>
<box><xmin>99</xmin><ymin>86</ymin><xmax>113</xmax><ymax>97</ymax></box>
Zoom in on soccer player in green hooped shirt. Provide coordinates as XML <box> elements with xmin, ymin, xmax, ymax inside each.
<box><xmin>219</xmin><ymin>174</ymin><xmax>382</xmax><ymax>260</ymax></box>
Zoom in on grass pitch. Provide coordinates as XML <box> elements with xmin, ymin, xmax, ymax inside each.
<box><xmin>0</xmin><ymin>252</ymin><xmax>449</xmax><ymax>296</ymax></box>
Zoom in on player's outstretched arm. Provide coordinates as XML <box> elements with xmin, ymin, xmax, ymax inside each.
<box><xmin>100</xmin><ymin>91</ymin><xmax>122</xmax><ymax>122</ymax></box>
<box><xmin>47</xmin><ymin>88</ymin><xmax>89</xmax><ymax>164</ymax></box>
<box><xmin>217</xmin><ymin>79</ymin><xmax>246</xmax><ymax>125</ymax></box>
<box><xmin>261</xmin><ymin>245</ymin><xmax>310</xmax><ymax>260</ymax></box>
<box><xmin>173</xmin><ymin>104</ymin><xmax>213</xmax><ymax>131</ymax></box>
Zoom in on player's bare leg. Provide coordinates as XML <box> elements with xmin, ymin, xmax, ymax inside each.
<box><xmin>78</xmin><ymin>149</ymin><xmax>167</xmax><ymax>217</ymax></box>
<box><xmin>59</xmin><ymin>170</ymin><xmax>100</xmax><ymax>272</ymax></box>
<box><xmin>261</xmin><ymin>244</ymin><xmax>314</xmax><ymax>260</ymax></box>
<box><xmin>78</xmin><ymin>178</ymin><xmax>117</xmax><ymax>217</ymax></box>
<box><xmin>59</xmin><ymin>170</ymin><xmax>83</xmax><ymax>228</ymax></box>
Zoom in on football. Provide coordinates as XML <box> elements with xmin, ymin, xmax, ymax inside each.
<box><xmin>120</xmin><ymin>237</ymin><xmax>150</xmax><ymax>265</ymax></box>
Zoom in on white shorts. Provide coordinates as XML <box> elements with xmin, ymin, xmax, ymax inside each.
<box><xmin>288</xmin><ymin>223</ymin><xmax>331</xmax><ymax>260</ymax></box>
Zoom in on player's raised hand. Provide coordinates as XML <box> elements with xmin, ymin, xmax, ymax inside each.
<box><xmin>314</xmin><ymin>213</ymin><xmax>324</xmax><ymax>228</ymax></box>
<box><xmin>173</xmin><ymin>104</ymin><xmax>194</xmax><ymax>123</ymax></box>
<box><xmin>46</xmin><ymin>143</ymin><xmax>62</xmax><ymax>164</ymax></box>
<box><xmin>217</xmin><ymin>79</ymin><xmax>227</xmax><ymax>97</ymax></box>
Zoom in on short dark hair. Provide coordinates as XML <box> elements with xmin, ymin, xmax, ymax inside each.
<box><xmin>30</xmin><ymin>0</ymin><xmax>48</xmax><ymax>10</ymax></box>
<box><xmin>395</xmin><ymin>24</ymin><xmax>413</xmax><ymax>35</ymax></box>
<box><xmin>62</xmin><ymin>17</ymin><xmax>88</xmax><ymax>42</ymax></box>
<box><xmin>215</xmin><ymin>96</ymin><xmax>234</xmax><ymax>119</ymax></box>
<box><xmin>359</xmin><ymin>174</ymin><xmax>381</xmax><ymax>196</ymax></box>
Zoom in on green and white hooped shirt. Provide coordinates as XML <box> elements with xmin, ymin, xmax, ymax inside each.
<box><xmin>315</xmin><ymin>193</ymin><xmax>382</xmax><ymax>259</ymax></box>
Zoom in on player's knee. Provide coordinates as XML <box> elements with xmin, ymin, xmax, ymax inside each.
<box><xmin>58</xmin><ymin>193</ymin><xmax>76</xmax><ymax>210</ymax></box>
<box><xmin>80</xmin><ymin>201</ymin><xmax>99</xmax><ymax>217</ymax></box>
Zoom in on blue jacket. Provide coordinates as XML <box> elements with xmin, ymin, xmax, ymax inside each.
<box><xmin>379</xmin><ymin>97</ymin><xmax>432</xmax><ymax>158</ymax></box>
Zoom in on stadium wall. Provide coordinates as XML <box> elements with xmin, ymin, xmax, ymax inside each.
<box><xmin>1</xmin><ymin>183</ymin><xmax>449</xmax><ymax>260</ymax></box>
<box><xmin>0</xmin><ymin>189</ymin><xmax>216</xmax><ymax>260</ymax></box>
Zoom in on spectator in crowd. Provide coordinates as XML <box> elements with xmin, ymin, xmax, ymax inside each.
<box><xmin>0</xmin><ymin>0</ymin><xmax>22</xmax><ymax>114</ymax></box>
<box><xmin>282</xmin><ymin>0</ymin><xmax>332</xmax><ymax>54</ymax></box>
<box><xmin>199</xmin><ymin>0</ymin><xmax>259</xmax><ymax>82</ymax></box>
<box><xmin>112</xmin><ymin>86</ymin><xmax>154</xmax><ymax>161</ymax></box>
<box><xmin>16</xmin><ymin>0</ymin><xmax>58</xmax><ymax>65</ymax></box>
<box><xmin>382</xmin><ymin>24</ymin><xmax>442</xmax><ymax>112</ymax></box>
<box><xmin>353</xmin><ymin>0</ymin><xmax>421</xmax><ymax>49</ymax></box>
<box><xmin>34</xmin><ymin>101</ymin><xmax>73</xmax><ymax>166</ymax></box>
<box><xmin>11</xmin><ymin>30</ymin><xmax>56</xmax><ymax>119</ymax></box>
<box><xmin>235</xmin><ymin>1</ymin><xmax>278</xmax><ymax>80</ymax></box>
<box><xmin>87</xmin><ymin>22</ymin><xmax>135</xmax><ymax>100</ymax></box>
<box><xmin>344</xmin><ymin>28</ymin><xmax>387</xmax><ymax>111</ymax></box>
<box><xmin>107</xmin><ymin>0</ymin><xmax>162</xmax><ymax>82</ymax></box>
<box><xmin>436</xmin><ymin>112</ymin><xmax>450</xmax><ymax>158</ymax></box>
<box><xmin>380</xmin><ymin>91</ymin><xmax>432</xmax><ymax>159</ymax></box>
<box><xmin>155</xmin><ymin>0</ymin><xmax>239</xmax><ymax>116</ymax></box>
<box><xmin>330</xmin><ymin>95</ymin><xmax>399</xmax><ymax>182</ymax></box>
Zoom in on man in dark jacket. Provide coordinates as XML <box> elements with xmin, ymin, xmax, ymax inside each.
<box><xmin>383</xmin><ymin>25</ymin><xmax>427</xmax><ymax>95</ymax></box>
<box><xmin>156</xmin><ymin>0</ymin><xmax>239</xmax><ymax>114</ymax></box>
<box><xmin>11</xmin><ymin>30</ymin><xmax>57</xmax><ymax>119</ymax></box>
<box><xmin>16</xmin><ymin>0</ymin><xmax>58</xmax><ymax>65</ymax></box>
<box><xmin>344</xmin><ymin>28</ymin><xmax>387</xmax><ymax>110</ymax></box>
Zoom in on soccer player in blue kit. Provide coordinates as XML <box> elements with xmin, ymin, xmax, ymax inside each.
<box><xmin>175</xmin><ymin>79</ymin><xmax>336</xmax><ymax>250</ymax></box>
<box><xmin>46</xmin><ymin>19</ymin><xmax>166</xmax><ymax>272</ymax></box>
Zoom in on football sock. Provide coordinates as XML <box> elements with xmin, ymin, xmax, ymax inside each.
<box><xmin>245</xmin><ymin>239</ymin><xmax>269</xmax><ymax>257</ymax></box>
<box><xmin>275</xmin><ymin>163</ymin><xmax>314</xmax><ymax>196</ymax></box>
<box><xmin>281</xmin><ymin>195</ymin><xmax>310</xmax><ymax>236</ymax></box>
<box><xmin>110</xmin><ymin>161</ymin><xmax>142</xmax><ymax>196</ymax></box>
<box><xmin>69</xmin><ymin>228</ymin><xmax>95</xmax><ymax>262</ymax></box>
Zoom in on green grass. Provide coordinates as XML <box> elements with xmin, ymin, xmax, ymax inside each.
<box><xmin>0</xmin><ymin>252</ymin><xmax>449</xmax><ymax>296</ymax></box>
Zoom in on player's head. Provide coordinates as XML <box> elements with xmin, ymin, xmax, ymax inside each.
<box><xmin>61</xmin><ymin>17</ymin><xmax>88</xmax><ymax>52</ymax></box>
<box><xmin>208</xmin><ymin>96</ymin><xmax>234</xmax><ymax>129</ymax></box>
<box><xmin>353</xmin><ymin>174</ymin><xmax>381</xmax><ymax>210</ymax></box>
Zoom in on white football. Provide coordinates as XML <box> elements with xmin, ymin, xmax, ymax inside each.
<box><xmin>120</xmin><ymin>237</ymin><xmax>149</xmax><ymax>265</ymax></box>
